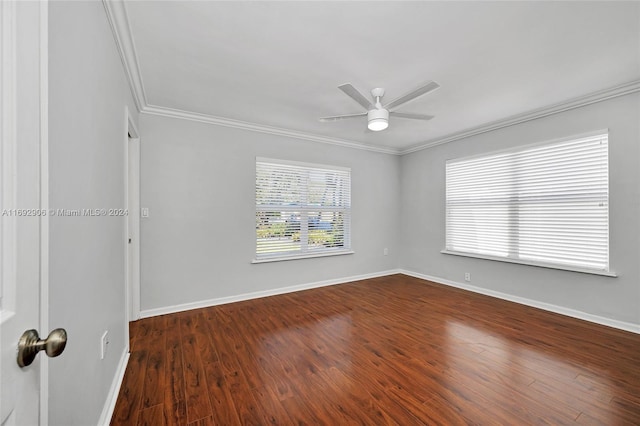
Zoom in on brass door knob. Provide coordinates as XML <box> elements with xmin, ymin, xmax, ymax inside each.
<box><xmin>17</xmin><ymin>328</ymin><xmax>67</xmax><ymax>368</ymax></box>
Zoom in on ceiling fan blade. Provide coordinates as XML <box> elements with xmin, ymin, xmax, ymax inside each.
<box><xmin>390</xmin><ymin>112</ymin><xmax>434</xmax><ymax>121</ymax></box>
<box><xmin>319</xmin><ymin>112</ymin><xmax>367</xmax><ymax>122</ymax></box>
<box><xmin>384</xmin><ymin>81</ymin><xmax>440</xmax><ymax>111</ymax></box>
<box><xmin>338</xmin><ymin>83</ymin><xmax>374</xmax><ymax>110</ymax></box>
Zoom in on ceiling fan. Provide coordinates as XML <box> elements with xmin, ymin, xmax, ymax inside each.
<box><xmin>319</xmin><ymin>81</ymin><xmax>440</xmax><ymax>132</ymax></box>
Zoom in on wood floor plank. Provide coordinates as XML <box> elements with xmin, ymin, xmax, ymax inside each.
<box><xmin>113</xmin><ymin>274</ymin><xmax>640</xmax><ymax>425</ymax></box>
<box><xmin>129</xmin><ymin>321</ymin><xmax>141</xmax><ymax>352</ymax></box>
<box><xmin>201</xmin><ymin>322</ymin><xmax>265</xmax><ymax>425</ymax></box>
<box><xmin>610</xmin><ymin>396</ymin><xmax>640</xmax><ymax>421</ymax></box>
<box><xmin>133</xmin><ymin>316</ymin><xmax>166</xmax><ymax>352</ymax></box>
<box><xmin>181</xmin><ymin>333</ymin><xmax>212</xmax><ymax>423</ymax></box>
<box><xmin>194</xmin><ymin>313</ymin><xmax>241</xmax><ymax>425</ymax></box>
<box><xmin>111</xmin><ymin>350</ymin><xmax>148</xmax><ymax>425</ymax></box>
<box><xmin>136</xmin><ymin>404</ymin><xmax>165</xmax><ymax>426</ymax></box>
<box><xmin>186</xmin><ymin>416</ymin><xmax>215</xmax><ymax>426</ymax></box>
<box><xmin>164</xmin><ymin>315</ymin><xmax>186</xmax><ymax>426</ymax></box>
<box><xmin>140</xmin><ymin>331</ymin><xmax>166</xmax><ymax>408</ymax></box>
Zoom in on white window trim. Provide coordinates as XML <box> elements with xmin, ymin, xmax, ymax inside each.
<box><xmin>444</xmin><ymin>129</ymin><xmax>613</xmax><ymax>277</ymax></box>
<box><xmin>256</xmin><ymin>157</ymin><xmax>351</xmax><ymax>172</ymax></box>
<box><xmin>252</xmin><ymin>249</ymin><xmax>354</xmax><ymax>264</ymax></box>
<box><xmin>254</xmin><ymin>157</ymin><xmax>352</xmax><ymax>263</ymax></box>
<box><xmin>441</xmin><ymin>250</ymin><xmax>616</xmax><ymax>277</ymax></box>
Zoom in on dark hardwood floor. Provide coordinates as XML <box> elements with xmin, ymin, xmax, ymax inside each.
<box><xmin>111</xmin><ymin>274</ymin><xmax>640</xmax><ymax>425</ymax></box>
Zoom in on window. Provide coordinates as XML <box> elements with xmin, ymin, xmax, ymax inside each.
<box><xmin>445</xmin><ymin>132</ymin><xmax>610</xmax><ymax>274</ymax></box>
<box><xmin>255</xmin><ymin>158</ymin><xmax>351</xmax><ymax>262</ymax></box>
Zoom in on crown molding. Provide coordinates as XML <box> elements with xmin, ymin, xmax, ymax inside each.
<box><xmin>141</xmin><ymin>79</ymin><xmax>640</xmax><ymax>156</ymax></box>
<box><xmin>141</xmin><ymin>104</ymin><xmax>401</xmax><ymax>155</ymax></box>
<box><xmin>400</xmin><ymin>79</ymin><xmax>640</xmax><ymax>155</ymax></box>
<box><xmin>102</xmin><ymin>0</ymin><xmax>147</xmax><ymax>111</ymax></box>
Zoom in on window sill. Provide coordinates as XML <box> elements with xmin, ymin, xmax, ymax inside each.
<box><xmin>440</xmin><ymin>250</ymin><xmax>617</xmax><ymax>277</ymax></box>
<box><xmin>252</xmin><ymin>250</ymin><xmax>354</xmax><ymax>264</ymax></box>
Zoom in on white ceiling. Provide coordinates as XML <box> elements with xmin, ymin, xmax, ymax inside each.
<box><xmin>124</xmin><ymin>1</ymin><xmax>640</xmax><ymax>152</ymax></box>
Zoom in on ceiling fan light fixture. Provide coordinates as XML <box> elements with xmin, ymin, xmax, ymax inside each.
<box><xmin>367</xmin><ymin>109</ymin><xmax>389</xmax><ymax>131</ymax></box>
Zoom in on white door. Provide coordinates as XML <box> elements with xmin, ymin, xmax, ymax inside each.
<box><xmin>1</xmin><ymin>2</ymin><xmax>55</xmax><ymax>425</ymax></box>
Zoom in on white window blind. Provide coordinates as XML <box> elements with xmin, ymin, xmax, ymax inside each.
<box><xmin>445</xmin><ymin>132</ymin><xmax>609</xmax><ymax>273</ymax></box>
<box><xmin>255</xmin><ymin>158</ymin><xmax>351</xmax><ymax>261</ymax></box>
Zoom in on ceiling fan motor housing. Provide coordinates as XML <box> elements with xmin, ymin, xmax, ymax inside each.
<box><xmin>371</xmin><ymin>88</ymin><xmax>385</xmax><ymax>98</ymax></box>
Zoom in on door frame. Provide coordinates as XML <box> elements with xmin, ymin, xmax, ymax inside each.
<box><xmin>124</xmin><ymin>107</ymin><xmax>140</xmax><ymax>343</ymax></box>
<box><xmin>39</xmin><ymin>1</ymin><xmax>50</xmax><ymax>424</ymax></box>
<box><xmin>1</xmin><ymin>0</ymin><xmax>17</xmax><ymax>324</ymax></box>
<box><xmin>0</xmin><ymin>1</ymin><xmax>19</xmax><ymax>422</ymax></box>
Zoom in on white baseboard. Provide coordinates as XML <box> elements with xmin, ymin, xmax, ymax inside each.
<box><xmin>140</xmin><ymin>269</ymin><xmax>401</xmax><ymax>319</ymax></box>
<box><xmin>97</xmin><ymin>348</ymin><xmax>130</xmax><ymax>426</ymax></box>
<box><xmin>140</xmin><ymin>267</ymin><xmax>639</xmax><ymax>333</ymax></box>
<box><xmin>399</xmin><ymin>269</ymin><xmax>640</xmax><ymax>334</ymax></box>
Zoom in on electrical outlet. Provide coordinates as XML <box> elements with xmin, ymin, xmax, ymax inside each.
<box><xmin>101</xmin><ymin>330</ymin><xmax>109</xmax><ymax>360</ymax></box>
<box><xmin>383</xmin><ymin>248</ymin><xmax>388</xmax><ymax>256</ymax></box>
<box><xmin>464</xmin><ymin>272</ymin><xmax>471</xmax><ymax>282</ymax></box>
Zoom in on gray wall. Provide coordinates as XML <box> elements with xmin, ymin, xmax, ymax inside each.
<box><xmin>139</xmin><ymin>113</ymin><xmax>400</xmax><ymax>312</ymax></box>
<box><xmin>400</xmin><ymin>93</ymin><xmax>640</xmax><ymax>325</ymax></box>
<box><xmin>48</xmin><ymin>2</ymin><xmax>138</xmax><ymax>424</ymax></box>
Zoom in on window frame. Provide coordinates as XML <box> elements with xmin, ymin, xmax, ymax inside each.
<box><xmin>442</xmin><ymin>130</ymin><xmax>616</xmax><ymax>277</ymax></box>
<box><xmin>253</xmin><ymin>157</ymin><xmax>353</xmax><ymax>263</ymax></box>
